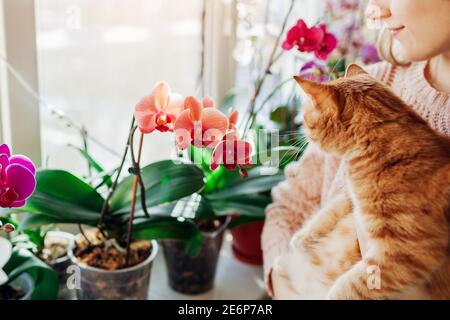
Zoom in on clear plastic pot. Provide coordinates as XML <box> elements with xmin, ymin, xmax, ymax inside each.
<box><xmin>161</xmin><ymin>216</ymin><xmax>230</xmax><ymax>295</ymax></box>
<box><xmin>42</xmin><ymin>231</ymin><xmax>74</xmax><ymax>283</ymax></box>
<box><xmin>68</xmin><ymin>238</ymin><xmax>158</xmax><ymax>300</ymax></box>
<box><xmin>0</xmin><ymin>273</ymin><xmax>35</xmax><ymax>300</ymax></box>
<box><xmin>41</xmin><ymin>231</ymin><xmax>75</xmax><ymax>300</ymax></box>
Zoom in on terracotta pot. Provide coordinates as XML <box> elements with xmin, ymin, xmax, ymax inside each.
<box><xmin>230</xmin><ymin>218</ymin><xmax>264</xmax><ymax>266</ymax></box>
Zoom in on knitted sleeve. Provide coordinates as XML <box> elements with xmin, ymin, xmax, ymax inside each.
<box><xmin>261</xmin><ymin>143</ymin><xmax>325</xmax><ymax>296</ymax></box>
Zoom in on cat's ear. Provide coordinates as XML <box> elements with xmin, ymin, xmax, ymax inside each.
<box><xmin>293</xmin><ymin>76</ymin><xmax>326</xmax><ymax>98</ymax></box>
<box><xmin>345</xmin><ymin>64</ymin><xmax>368</xmax><ymax>77</ymax></box>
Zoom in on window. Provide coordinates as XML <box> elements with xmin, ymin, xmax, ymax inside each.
<box><xmin>36</xmin><ymin>0</ymin><xmax>207</xmax><ymax>175</ymax></box>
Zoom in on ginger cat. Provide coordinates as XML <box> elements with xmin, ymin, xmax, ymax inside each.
<box><xmin>277</xmin><ymin>64</ymin><xmax>450</xmax><ymax>300</ymax></box>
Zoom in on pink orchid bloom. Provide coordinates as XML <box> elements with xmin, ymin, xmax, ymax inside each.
<box><xmin>227</xmin><ymin>110</ymin><xmax>239</xmax><ymax>133</ymax></box>
<box><xmin>210</xmin><ymin>132</ymin><xmax>252</xmax><ymax>175</ymax></box>
<box><xmin>134</xmin><ymin>81</ymin><xmax>184</xmax><ymax>134</ymax></box>
<box><xmin>174</xmin><ymin>96</ymin><xmax>229</xmax><ymax>150</ymax></box>
<box><xmin>314</xmin><ymin>24</ymin><xmax>338</xmax><ymax>60</ymax></box>
<box><xmin>282</xmin><ymin>19</ymin><xmax>325</xmax><ymax>52</ymax></box>
<box><xmin>282</xmin><ymin>20</ymin><xmax>338</xmax><ymax>61</ymax></box>
<box><xmin>0</xmin><ymin>144</ymin><xmax>36</xmax><ymax>208</ymax></box>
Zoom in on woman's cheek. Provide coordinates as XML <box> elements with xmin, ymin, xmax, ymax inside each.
<box><xmin>390</xmin><ymin>0</ymin><xmax>441</xmax><ymax>61</ymax></box>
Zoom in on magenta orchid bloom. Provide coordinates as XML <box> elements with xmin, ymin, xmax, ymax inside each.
<box><xmin>282</xmin><ymin>20</ymin><xmax>338</xmax><ymax>61</ymax></box>
<box><xmin>134</xmin><ymin>81</ymin><xmax>184</xmax><ymax>134</ymax></box>
<box><xmin>282</xmin><ymin>20</ymin><xmax>324</xmax><ymax>52</ymax></box>
<box><xmin>314</xmin><ymin>24</ymin><xmax>338</xmax><ymax>60</ymax></box>
<box><xmin>0</xmin><ymin>144</ymin><xmax>36</xmax><ymax>208</ymax></box>
<box><xmin>174</xmin><ymin>96</ymin><xmax>229</xmax><ymax>150</ymax></box>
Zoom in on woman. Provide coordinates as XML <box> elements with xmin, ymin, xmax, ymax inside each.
<box><xmin>262</xmin><ymin>0</ymin><xmax>450</xmax><ymax>299</ymax></box>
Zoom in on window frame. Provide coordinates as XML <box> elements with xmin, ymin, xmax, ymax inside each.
<box><xmin>0</xmin><ymin>0</ymin><xmax>42</xmax><ymax>166</ymax></box>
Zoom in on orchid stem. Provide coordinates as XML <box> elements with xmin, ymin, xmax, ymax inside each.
<box><xmin>241</xmin><ymin>0</ymin><xmax>296</xmax><ymax>137</ymax></box>
<box><xmin>98</xmin><ymin>117</ymin><xmax>135</xmax><ymax>232</ymax></box>
<box><xmin>125</xmin><ymin>131</ymin><xmax>145</xmax><ymax>267</ymax></box>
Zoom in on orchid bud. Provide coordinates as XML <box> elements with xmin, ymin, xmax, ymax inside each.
<box><xmin>2</xmin><ymin>223</ymin><xmax>15</xmax><ymax>233</ymax></box>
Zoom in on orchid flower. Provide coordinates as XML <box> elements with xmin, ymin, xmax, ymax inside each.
<box><xmin>0</xmin><ymin>144</ymin><xmax>36</xmax><ymax>208</ymax></box>
<box><xmin>300</xmin><ymin>60</ymin><xmax>330</xmax><ymax>82</ymax></box>
<box><xmin>174</xmin><ymin>96</ymin><xmax>229</xmax><ymax>150</ymax></box>
<box><xmin>282</xmin><ymin>20</ymin><xmax>324</xmax><ymax>52</ymax></box>
<box><xmin>0</xmin><ymin>237</ymin><xmax>12</xmax><ymax>286</ymax></box>
<box><xmin>134</xmin><ymin>81</ymin><xmax>184</xmax><ymax>133</ymax></box>
<box><xmin>210</xmin><ymin>110</ymin><xmax>252</xmax><ymax>176</ymax></box>
<box><xmin>210</xmin><ymin>132</ymin><xmax>252</xmax><ymax>177</ymax></box>
<box><xmin>282</xmin><ymin>19</ymin><xmax>338</xmax><ymax>61</ymax></box>
<box><xmin>314</xmin><ymin>24</ymin><xmax>338</xmax><ymax>60</ymax></box>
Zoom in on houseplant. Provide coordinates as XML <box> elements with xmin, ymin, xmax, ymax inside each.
<box><xmin>153</xmin><ymin>100</ymin><xmax>284</xmax><ymax>293</ymax></box>
<box><xmin>12</xmin><ymin>159</ymin><xmax>206</xmax><ymax>299</ymax></box>
<box><xmin>1</xmin><ymin>225</ymin><xmax>59</xmax><ymax>300</ymax></box>
<box><xmin>10</xmin><ymin>223</ymin><xmax>75</xmax><ymax>299</ymax></box>
<box><xmin>3</xmin><ymin>82</ymin><xmax>209</xmax><ymax>299</ymax></box>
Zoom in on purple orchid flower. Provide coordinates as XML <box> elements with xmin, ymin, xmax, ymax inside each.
<box><xmin>300</xmin><ymin>61</ymin><xmax>330</xmax><ymax>82</ymax></box>
<box><xmin>360</xmin><ymin>43</ymin><xmax>380</xmax><ymax>65</ymax></box>
<box><xmin>0</xmin><ymin>144</ymin><xmax>36</xmax><ymax>208</ymax></box>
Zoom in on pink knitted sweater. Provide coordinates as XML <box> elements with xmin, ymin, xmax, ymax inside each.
<box><xmin>261</xmin><ymin>60</ymin><xmax>450</xmax><ymax>296</ymax></box>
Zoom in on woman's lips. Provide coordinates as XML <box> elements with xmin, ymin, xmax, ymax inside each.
<box><xmin>388</xmin><ymin>26</ymin><xmax>405</xmax><ymax>37</ymax></box>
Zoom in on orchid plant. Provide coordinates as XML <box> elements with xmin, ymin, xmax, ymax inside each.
<box><xmin>2</xmin><ymin>78</ymin><xmax>279</xmax><ymax>264</ymax></box>
<box><xmin>134</xmin><ymin>82</ymin><xmax>280</xmax><ymax>228</ymax></box>
<box><xmin>0</xmin><ymin>145</ymin><xmax>57</xmax><ymax>300</ymax></box>
<box><xmin>0</xmin><ymin>144</ymin><xmax>36</xmax><ymax>210</ymax></box>
<box><xmin>250</xmin><ymin>0</ymin><xmax>380</xmax><ymax>155</ymax></box>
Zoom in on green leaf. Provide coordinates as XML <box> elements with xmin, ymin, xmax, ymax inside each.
<box><xmin>110</xmin><ymin>160</ymin><xmax>205</xmax><ymax>213</ymax></box>
<box><xmin>4</xmin><ymin>249</ymin><xmax>58</xmax><ymax>300</ymax></box>
<box><xmin>132</xmin><ymin>216</ymin><xmax>203</xmax><ymax>256</ymax></box>
<box><xmin>8</xmin><ymin>170</ymin><xmax>106</xmax><ymax>229</ymax></box>
<box><xmin>203</xmin><ymin>167</ymin><xmax>241</xmax><ymax>194</ymax></box>
<box><xmin>188</xmin><ymin>146</ymin><xmax>213</xmax><ymax>174</ymax></box>
<box><xmin>17</xmin><ymin>194</ymin><xmax>102</xmax><ymax>228</ymax></box>
<box><xmin>270</xmin><ymin>105</ymin><xmax>290</xmax><ymax>124</ymax></box>
<box><xmin>206</xmin><ymin>194</ymin><xmax>271</xmax><ymax>217</ymax></box>
<box><xmin>68</xmin><ymin>145</ymin><xmax>113</xmax><ymax>188</ymax></box>
<box><xmin>29</xmin><ymin>170</ymin><xmax>105</xmax><ymax>211</ymax></box>
<box><xmin>19</xmin><ymin>212</ymin><xmax>100</xmax><ymax>231</ymax></box>
<box><xmin>172</xmin><ymin>195</ymin><xmax>216</xmax><ymax>220</ymax></box>
<box><xmin>206</xmin><ymin>168</ymin><xmax>284</xmax><ymax>199</ymax></box>
<box><xmin>0</xmin><ymin>216</ymin><xmax>18</xmax><ymax>229</ymax></box>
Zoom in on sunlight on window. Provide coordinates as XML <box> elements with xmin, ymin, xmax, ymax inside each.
<box><xmin>36</xmin><ymin>0</ymin><xmax>202</xmax><ymax>175</ymax></box>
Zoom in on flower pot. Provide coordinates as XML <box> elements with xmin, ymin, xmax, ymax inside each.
<box><xmin>68</xmin><ymin>238</ymin><xmax>158</xmax><ymax>300</ymax></box>
<box><xmin>161</xmin><ymin>216</ymin><xmax>230</xmax><ymax>295</ymax></box>
<box><xmin>230</xmin><ymin>217</ymin><xmax>264</xmax><ymax>266</ymax></box>
<box><xmin>40</xmin><ymin>231</ymin><xmax>74</xmax><ymax>284</ymax></box>
<box><xmin>0</xmin><ymin>273</ymin><xmax>34</xmax><ymax>300</ymax></box>
<box><xmin>39</xmin><ymin>231</ymin><xmax>75</xmax><ymax>299</ymax></box>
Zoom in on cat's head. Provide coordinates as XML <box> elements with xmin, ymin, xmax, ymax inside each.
<box><xmin>295</xmin><ymin>64</ymin><xmax>403</xmax><ymax>156</ymax></box>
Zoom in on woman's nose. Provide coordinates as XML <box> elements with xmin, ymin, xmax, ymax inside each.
<box><xmin>367</xmin><ymin>0</ymin><xmax>391</xmax><ymax>20</ymax></box>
